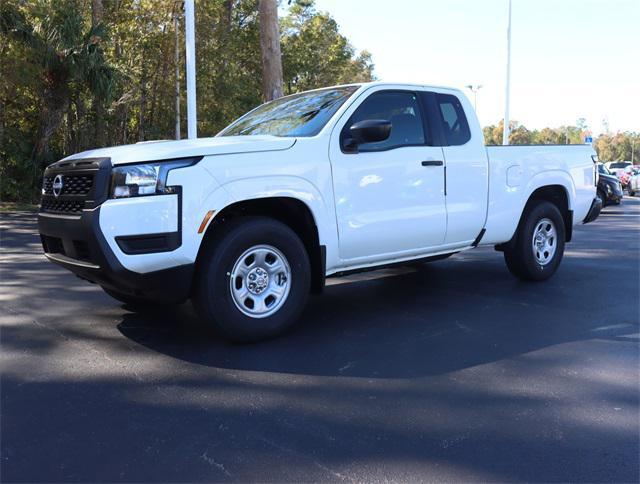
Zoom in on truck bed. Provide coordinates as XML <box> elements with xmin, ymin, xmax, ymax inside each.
<box><xmin>482</xmin><ymin>144</ymin><xmax>596</xmax><ymax>245</ymax></box>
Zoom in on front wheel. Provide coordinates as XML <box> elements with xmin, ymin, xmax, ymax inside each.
<box><xmin>193</xmin><ymin>217</ymin><xmax>311</xmax><ymax>342</ymax></box>
<box><xmin>503</xmin><ymin>201</ymin><xmax>566</xmax><ymax>282</ymax></box>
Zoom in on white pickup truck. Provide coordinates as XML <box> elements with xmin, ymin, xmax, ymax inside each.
<box><xmin>39</xmin><ymin>82</ymin><xmax>602</xmax><ymax>341</ymax></box>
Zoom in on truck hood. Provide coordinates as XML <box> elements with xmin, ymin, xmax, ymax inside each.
<box><xmin>61</xmin><ymin>135</ymin><xmax>296</xmax><ymax>165</ymax></box>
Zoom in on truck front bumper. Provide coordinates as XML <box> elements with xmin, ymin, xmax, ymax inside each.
<box><xmin>38</xmin><ymin>208</ymin><xmax>194</xmax><ymax>303</ymax></box>
<box><xmin>582</xmin><ymin>197</ymin><xmax>602</xmax><ymax>224</ymax></box>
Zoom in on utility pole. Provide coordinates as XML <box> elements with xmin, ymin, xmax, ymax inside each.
<box><xmin>632</xmin><ymin>138</ymin><xmax>636</xmax><ymax>165</ymax></box>
<box><xmin>184</xmin><ymin>0</ymin><xmax>197</xmax><ymax>139</ymax></box>
<box><xmin>465</xmin><ymin>84</ymin><xmax>483</xmax><ymax>111</ymax></box>
<box><xmin>173</xmin><ymin>5</ymin><xmax>181</xmax><ymax>140</ymax></box>
<box><xmin>502</xmin><ymin>0</ymin><xmax>512</xmax><ymax>145</ymax></box>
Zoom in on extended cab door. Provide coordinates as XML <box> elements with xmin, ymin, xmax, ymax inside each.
<box><xmin>329</xmin><ymin>88</ymin><xmax>447</xmax><ymax>262</ymax></box>
<box><xmin>427</xmin><ymin>91</ymin><xmax>489</xmax><ymax>245</ymax></box>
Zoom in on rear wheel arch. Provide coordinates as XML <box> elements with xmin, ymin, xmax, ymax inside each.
<box><xmin>528</xmin><ymin>185</ymin><xmax>572</xmax><ymax>242</ymax></box>
<box><xmin>496</xmin><ymin>184</ymin><xmax>573</xmax><ymax>252</ymax></box>
<box><xmin>197</xmin><ymin>196</ymin><xmax>325</xmax><ymax>293</ymax></box>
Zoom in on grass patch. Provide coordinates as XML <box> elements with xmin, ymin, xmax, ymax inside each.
<box><xmin>0</xmin><ymin>201</ymin><xmax>38</xmax><ymax>213</ymax></box>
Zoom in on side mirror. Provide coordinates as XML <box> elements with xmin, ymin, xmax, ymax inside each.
<box><xmin>343</xmin><ymin>119</ymin><xmax>392</xmax><ymax>152</ymax></box>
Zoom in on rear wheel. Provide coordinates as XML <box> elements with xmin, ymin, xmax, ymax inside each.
<box><xmin>193</xmin><ymin>217</ymin><xmax>310</xmax><ymax>342</ymax></box>
<box><xmin>503</xmin><ymin>201</ymin><xmax>566</xmax><ymax>282</ymax></box>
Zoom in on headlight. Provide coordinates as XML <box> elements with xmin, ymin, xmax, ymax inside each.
<box><xmin>110</xmin><ymin>157</ymin><xmax>200</xmax><ymax>198</ymax></box>
<box><xmin>606</xmin><ymin>184</ymin><xmax>612</xmax><ymax>194</ymax></box>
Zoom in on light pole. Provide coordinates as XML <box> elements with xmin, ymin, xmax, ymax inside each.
<box><xmin>184</xmin><ymin>0</ymin><xmax>197</xmax><ymax>139</ymax></box>
<box><xmin>502</xmin><ymin>0</ymin><xmax>512</xmax><ymax>145</ymax></box>
<box><xmin>465</xmin><ymin>84</ymin><xmax>483</xmax><ymax>111</ymax></box>
<box><xmin>632</xmin><ymin>138</ymin><xmax>636</xmax><ymax>165</ymax></box>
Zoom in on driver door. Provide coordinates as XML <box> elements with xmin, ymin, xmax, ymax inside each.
<box><xmin>329</xmin><ymin>89</ymin><xmax>447</xmax><ymax>262</ymax></box>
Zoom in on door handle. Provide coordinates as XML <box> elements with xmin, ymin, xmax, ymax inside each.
<box><xmin>421</xmin><ymin>160</ymin><xmax>444</xmax><ymax>166</ymax></box>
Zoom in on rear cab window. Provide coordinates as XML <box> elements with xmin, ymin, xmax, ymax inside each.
<box><xmin>435</xmin><ymin>93</ymin><xmax>471</xmax><ymax>146</ymax></box>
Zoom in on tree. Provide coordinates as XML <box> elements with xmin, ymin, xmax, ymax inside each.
<box><xmin>259</xmin><ymin>0</ymin><xmax>283</xmax><ymax>101</ymax></box>
<box><xmin>0</xmin><ymin>1</ymin><xmax>113</xmax><ymax>164</ymax></box>
<box><xmin>281</xmin><ymin>2</ymin><xmax>374</xmax><ymax>94</ymax></box>
<box><xmin>509</xmin><ymin>123</ymin><xmax>532</xmax><ymax>145</ymax></box>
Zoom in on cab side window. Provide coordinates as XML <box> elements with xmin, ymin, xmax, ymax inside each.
<box><xmin>344</xmin><ymin>91</ymin><xmax>426</xmax><ymax>152</ymax></box>
<box><xmin>436</xmin><ymin>93</ymin><xmax>471</xmax><ymax>146</ymax></box>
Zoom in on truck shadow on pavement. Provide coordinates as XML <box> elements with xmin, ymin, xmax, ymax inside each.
<box><xmin>116</xmin><ymin>251</ymin><xmax>639</xmax><ymax>380</ymax></box>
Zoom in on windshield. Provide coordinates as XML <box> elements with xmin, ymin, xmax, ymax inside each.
<box><xmin>609</xmin><ymin>162</ymin><xmax>629</xmax><ymax>169</ymax></box>
<box><xmin>219</xmin><ymin>86</ymin><xmax>358</xmax><ymax>137</ymax></box>
<box><xmin>598</xmin><ymin>164</ymin><xmax>611</xmax><ymax>175</ymax></box>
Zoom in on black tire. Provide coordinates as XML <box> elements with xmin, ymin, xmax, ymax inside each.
<box><xmin>597</xmin><ymin>190</ymin><xmax>607</xmax><ymax>208</ymax></box>
<box><xmin>503</xmin><ymin>201</ymin><xmax>566</xmax><ymax>282</ymax></box>
<box><xmin>101</xmin><ymin>286</ymin><xmax>160</xmax><ymax>310</ymax></box>
<box><xmin>193</xmin><ymin>217</ymin><xmax>311</xmax><ymax>342</ymax></box>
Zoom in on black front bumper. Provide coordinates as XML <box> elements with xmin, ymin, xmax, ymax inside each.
<box><xmin>582</xmin><ymin>197</ymin><xmax>602</xmax><ymax>224</ymax></box>
<box><xmin>38</xmin><ymin>209</ymin><xmax>193</xmax><ymax>303</ymax></box>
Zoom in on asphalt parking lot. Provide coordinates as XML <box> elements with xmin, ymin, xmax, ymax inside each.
<box><xmin>2</xmin><ymin>198</ymin><xmax>639</xmax><ymax>482</ymax></box>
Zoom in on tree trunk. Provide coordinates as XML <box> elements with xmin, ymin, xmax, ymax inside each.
<box><xmin>91</xmin><ymin>0</ymin><xmax>104</xmax><ymax>26</ymax></box>
<box><xmin>92</xmin><ymin>0</ymin><xmax>105</xmax><ymax>147</ymax></box>
<box><xmin>149</xmin><ymin>24</ymin><xmax>170</xmax><ymax>136</ymax></box>
<box><xmin>174</xmin><ymin>12</ymin><xmax>181</xmax><ymax>140</ymax></box>
<box><xmin>31</xmin><ymin>83</ymin><xmax>69</xmax><ymax>170</ymax></box>
<box><xmin>139</xmin><ymin>63</ymin><xmax>148</xmax><ymax>141</ymax></box>
<box><xmin>76</xmin><ymin>96</ymin><xmax>86</xmax><ymax>151</ymax></box>
<box><xmin>258</xmin><ymin>0</ymin><xmax>283</xmax><ymax>101</ymax></box>
<box><xmin>223</xmin><ymin>0</ymin><xmax>233</xmax><ymax>26</ymax></box>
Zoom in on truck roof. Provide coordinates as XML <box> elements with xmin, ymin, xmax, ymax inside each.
<box><xmin>292</xmin><ymin>81</ymin><xmax>464</xmax><ymax>96</ymax></box>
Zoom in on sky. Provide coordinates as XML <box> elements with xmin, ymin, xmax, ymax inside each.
<box><xmin>309</xmin><ymin>0</ymin><xmax>639</xmax><ymax>134</ymax></box>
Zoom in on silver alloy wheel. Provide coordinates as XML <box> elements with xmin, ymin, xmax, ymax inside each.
<box><xmin>229</xmin><ymin>244</ymin><xmax>291</xmax><ymax>318</ymax></box>
<box><xmin>532</xmin><ymin>217</ymin><xmax>557</xmax><ymax>266</ymax></box>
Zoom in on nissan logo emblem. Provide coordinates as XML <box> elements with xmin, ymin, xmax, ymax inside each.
<box><xmin>52</xmin><ymin>174</ymin><xmax>64</xmax><ymax>198</ymax></box>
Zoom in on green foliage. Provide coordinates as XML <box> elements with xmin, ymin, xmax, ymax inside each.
<box><xmin>281</xmin><ymin>2</ymin><xmax>374</xmax><ymax>94</ymax></box>
<box><xmin>1</xmin><ymin>0</ymin><xmax>115</xmax><ymax>201</ymax></box>
<box><xmin>594</xmin><ymin>132</ymin><xmax>640</xmax><ymax>163</ymax></box>
<box><xmin>0</xmin><ymin>0</ymin><xmax>374</xmax><ymax>202</ymax></box>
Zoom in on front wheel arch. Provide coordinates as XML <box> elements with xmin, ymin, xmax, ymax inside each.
<box><xmin>196</xmin><ymin>196</ymin><xmax>325</xmax><ymax>294</ymax></box>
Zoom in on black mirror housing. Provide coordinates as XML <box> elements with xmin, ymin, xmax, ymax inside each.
<box><xmin>349</xmin><ymin>119</ymin><xmax>392</xmax><ymax>145</ymax></box>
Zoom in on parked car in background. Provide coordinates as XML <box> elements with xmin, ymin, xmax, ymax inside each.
<box><xmin>605</xmin><ymin>161</ymin><xmax>632</xmax><ymax>189</ymax></box>
<box><xmin>628</xmin><ymin>166</ymin><xmax>640</xmax><ymax>196</ymax></box>
<box><xmin>598</xmin><ymin>163</ymin><xmax>623</xmax><ymax>206</ymax></box>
